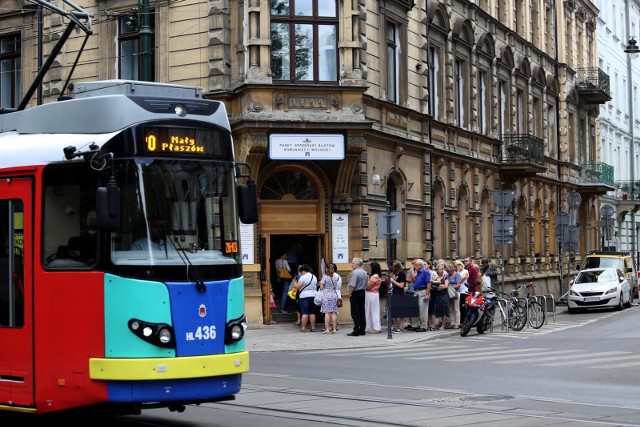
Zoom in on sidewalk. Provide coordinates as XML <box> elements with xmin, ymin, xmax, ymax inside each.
<box><xmin>244</xmin><ymin>321</ymin><xmax>457</xmax><ymax>352</ymax></box>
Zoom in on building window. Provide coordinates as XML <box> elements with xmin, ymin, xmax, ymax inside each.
<box><xmin>428</xmin><ymin>46</ymin><xmax>442</xmax><ymax>120</ymax></box>
<box><xmin>270</xmin><ymin>0</ymin><xmax>338</xmax><ymax>83</ymax></box>
<box><xmin>260</xmin><ymin>170</ymin><xmax>317</xmax><ymax>200</ymax></box>
<box><xmin>0</xmin><ymin>34</ymin><xmax>21</xmax><ymax>109</ymax></box>
<box><xmin>499</xmin><ymin>81</ymin><xmax>507</xmax><ymax>135</ymax></box>
<box><xmin>386</xmin><ymin>21</ymin><xmax>399</xmax><ymax>102</ymax></box>
<box><xmin>118</xmin><ymin>13</ymin><xmax>155</xmax><ymax>80</ymax></box>
<box><xmin>455</xmin><ymin>60</ymin><xmax>468</xmax><ymax>129</ymax></box>
<box><xmin>478</xmin><ymin>70</ymin><xmax>489</xmax><ymax>135</ymax></box>
<box><xmin>516</xmin><ymin>89</ymin><xmax>526</xmax><ymax>134</ymax></box>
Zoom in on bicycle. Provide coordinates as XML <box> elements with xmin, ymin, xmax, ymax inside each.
<box><xmin>523</xmin><ymin>282</ymin><xmax>545</xmax><ymax>329</ymax></box>
<box><xmin>492</xmin><ymin>288</ymin><xmax>527</xmax><ymax>331</ymax></box>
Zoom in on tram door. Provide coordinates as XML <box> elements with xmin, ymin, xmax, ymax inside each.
<box><xmin>0</xmin><ymin>179</ymin><xmax>33</xmax><ymax>407</ymax></box>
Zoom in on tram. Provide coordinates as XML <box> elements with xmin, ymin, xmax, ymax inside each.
<box><xmin>0</xmin><ymin>79</ymin><xmax>258</xmax><ymax>415</ymax></box>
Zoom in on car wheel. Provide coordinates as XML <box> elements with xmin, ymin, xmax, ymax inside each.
<box><xmin>568</xmin><ymin>306</ymin><xmax>577</xmax><ymax>314</ymax></box>
<box><xmin>616</xmin><ymin>293</ymin><xmax>624</xmax><ymax>311</ymax></box>
<box><xmin>625</xmin><ymin>291</ymin><xmax>633</xmax><ymax>308</ymax></box>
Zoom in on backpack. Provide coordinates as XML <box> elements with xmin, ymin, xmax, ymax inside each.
<box><xmin>379</xmin><ymin>277</ymin><xmax>388</xmax><ymax>298</ymax></box>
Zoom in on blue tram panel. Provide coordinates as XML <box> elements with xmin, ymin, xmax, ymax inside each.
<box><xmin>166</xmin><ymin>280</ymin><xmax>228</xmax><ymax>356</ymax></box>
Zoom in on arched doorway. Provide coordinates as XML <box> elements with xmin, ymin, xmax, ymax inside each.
<box><xmin>259</xmin><ymin>167</ymin><xmax>325</xmax><ymax>321</ymax></box>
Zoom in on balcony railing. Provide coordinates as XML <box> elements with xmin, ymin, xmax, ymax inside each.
<box><xmin>616</xmin><ymin>180</ymin><xmax>640</xmax><ymax>200</ymax></box>
<box><xmin>500</xmin><ymin>134</ymin><xmax>545</xmax><ymax>166</ymax></box>
<box><xmin>579</xmin><ymin>162</ymin><xmax>614</xmax><ymax>187</ymax></box>
<box><xmin>575</xmin><ymin>67</ymin><xmax>612</xmax><ymax>104</ymax></box>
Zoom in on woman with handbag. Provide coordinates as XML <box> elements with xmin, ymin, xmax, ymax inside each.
<box><xmin>445</xmin><ymin>264</ymin><xmax>462</xmax><ymax>328</ymax></box>
<box><xmin>319</xmin><ymin>263</ymin><xmax>340</xmax><ymax>333</ymax></box>
<box><xmin>275</xmin><ymin>252</ymin><xmax>292</xmax><ymax>313</ymax></box>
<box><xmin>294</xmin><ymin>264</ymin><xmax>318</xmax><ymax>332</ymax></box>
<box><xmin>389</xmin><ymin>260</ymin><xmax>406</xmax><ymax>333</ymax></box>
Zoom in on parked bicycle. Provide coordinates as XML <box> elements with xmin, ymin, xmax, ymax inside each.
<box><xmin>492</xmin><ymin>287</ymin><xmax>527</xmax><ymax>331</ymax></box>
<box><xmin>522</xmin><ymin>282</ymin><xmax>545</xmax><ymax>329</ymax></box>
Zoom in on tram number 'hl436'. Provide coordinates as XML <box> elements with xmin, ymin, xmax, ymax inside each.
<box><xmin>186</xmin><ymin>325</ymin><xmax>217</xmax><ymax>341</ymax></box>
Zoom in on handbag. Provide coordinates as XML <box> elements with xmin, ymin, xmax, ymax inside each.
<box><xmin>314</xmin><ymin>289</ymin><xmax>324</xmax><ymax>306</ymax></box>
<box><xmin>481</xmin><ymin>275</ymin><xmax>492</xmax><ymax>291</ymax></box>
<box><xmin>287</xmin><ymin>287</ymin><xmax>298</xmax><ymax>300</ymax></box>
<box><xmin>277</xmin><ymin>267</ymin><xmax>292</xmax><ymax>280</ymax></box>
<box><xmin>447</xmin><ymin>283</ymin><xmax>458</xmax><ymax>299</ymax></box>
<box><xmin>337</xmin><ymin>298</ymin><xmax>343</xmax><ymax>308</ymax></box>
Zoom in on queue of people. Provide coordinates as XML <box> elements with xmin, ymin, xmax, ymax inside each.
<box><xmin>273</xmin><ymin>255</ymin><xmax>498</xmax><ymax>336</ymax></box>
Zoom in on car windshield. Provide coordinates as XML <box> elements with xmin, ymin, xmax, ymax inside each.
<box><xmin>583</xmin><ymin>258</ymin><xmax>623</xmax><ymax>270</ymax></box>
<box><xmin>576</xmin><ymin>269</ymin><xmax>617</xmax><ymax>284</ymax></box>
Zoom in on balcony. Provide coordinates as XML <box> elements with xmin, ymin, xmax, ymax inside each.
<box><xmin>616</xmin><ymin>180</ymin><xmax>640</xmax><ymax>212</ymax></box>
<box><xmin>576</xmin><ymin>162</ymin><xmax>615</xmax><ymax>196</ymax></box>
<box><xmin>575</xmin><ymin>68</ymin><xmax>612</xmax><ymax>104</ymax></box>
<box><xmin>499</xmin><ymin>134</ymin><xmax>546</xmax><ymax>179</ymax></box>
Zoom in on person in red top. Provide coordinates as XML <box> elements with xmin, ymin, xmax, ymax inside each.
<box><xmin>464</xmin><ymin>257</ymin><xmax>480</xmax><ymax>295</ymax></box>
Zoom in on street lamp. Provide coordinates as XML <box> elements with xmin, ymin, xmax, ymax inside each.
<box><xmin>624</xmin><ymin>38</ymin><xmax>640</xmax><ymax>54</ymax></box>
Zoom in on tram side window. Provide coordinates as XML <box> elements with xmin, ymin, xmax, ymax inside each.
<box><xmin>0</xmin><ymin>199</ymin><xmax>24</xmax><ymax>328</ymax></box>
<box><xmin>42</xmin><ymin>164</ymin><xmax>98</xmax><ymax>268</ymax></box>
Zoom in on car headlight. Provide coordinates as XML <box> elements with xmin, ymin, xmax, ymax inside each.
<box><xmin>604</xmin><ymin>287</ymin><xmax>617</xmax><ymax>295</ymax></box>
<box><xmin>570</xmin><ymin>289</ymin><xmax>580</xmax><ymax>296</ymax></box>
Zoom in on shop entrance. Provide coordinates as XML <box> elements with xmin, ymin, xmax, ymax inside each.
<box><xmin>270</xmin><ymin>234</ymin><xmax>322</xmax><ymax>315</ymax></box>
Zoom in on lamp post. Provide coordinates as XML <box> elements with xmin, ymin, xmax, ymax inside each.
<box><xmin>623</xmin><ymin>0</ymin><xmax>638</xmax><ymax>264</ymax></box>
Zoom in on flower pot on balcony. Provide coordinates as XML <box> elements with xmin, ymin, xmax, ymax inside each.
<box><xmin>623</xmin><ymin>194</ymin><xmax>628</xmax><ymax>200</ymax></box>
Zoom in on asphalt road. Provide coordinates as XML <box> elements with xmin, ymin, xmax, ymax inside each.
<box><xmin>8</xmin><ymin>304</ymin><xmax>640</xmax><ymax>426</ymax></box>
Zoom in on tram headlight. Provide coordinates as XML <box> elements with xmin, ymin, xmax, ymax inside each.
<box><xmin>128</xmin><ymin>318</ymin><xmax>175</xmax><ymax>348</ymax></box>
<box><xmin>174</xmin><ymin>104</ymin><xmax>187</xmax><ymax>117</ymax></box>
<box><xmin>225</xmin><ymin>315</ymin><xmax>247</xmax><ymax>345</ymax></box>
<box><xmin>158</xmin><ymin>327</ymin><xmax>173</xmax><ymax>344</ymax></box>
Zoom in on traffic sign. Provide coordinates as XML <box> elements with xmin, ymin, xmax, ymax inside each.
<box><xmin>555</xmin><ymin>212</ymin><xmax>570</xmax><ymax>226</ymax></box>
<box><xmin>376</xmin><ymin>211</ymin><xmax>402</xmax><ymax>239</ymax></box>
<box><xmin>554</xmin><ymin>224</ymin><xmax>581</xmax><ymax>244</ymax></box>
<box><xmin>491</xmin><ymin>190</ymin><xmax>515</xmax><ymax>215</ymax></box>
<box><xmin>492</xmin><ymin>214</ymin><xmax>514</xmax><ymax>233</ymax></box>
<box><xmin>601</xmin><ymin>204</ymin><xmax>614</xmax><ymax>219</ymax></box>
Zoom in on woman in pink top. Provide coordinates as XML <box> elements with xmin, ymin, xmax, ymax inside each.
<box><xmin>365</xmin><ymin>261</ymin><xmax>382</xmax><ymax>333</ymax></box>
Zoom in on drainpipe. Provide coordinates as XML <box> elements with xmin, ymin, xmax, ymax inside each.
<box><xmin>553</xmin><ymin>0</ymin><xmax>564</xmax><ymax>295</ymax></box>
<box><xmin>37</xmin><ymin>5</ymin><xmax>43</xmax><ymax>105</ymax></box>
<box><xmin>139</xmin><ymin>0</ymin><xmax>153</xmax><ymax>81</ymax></box>
<box><xmin>626</xmin><ymin>0</ymin><xmax>638</xmax><ymax>265</ymax></box>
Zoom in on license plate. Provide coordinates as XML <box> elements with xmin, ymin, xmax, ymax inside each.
<box><xmin>584</xmin><ymin>297</ymin><xmax>600</xmax><ymax>302</ymax></box>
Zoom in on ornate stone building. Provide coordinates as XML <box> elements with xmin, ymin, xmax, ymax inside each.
<box><xmin>1</xmin><ymin>0</ymin><xmax>610</xmax><ymax>324</ymax></box>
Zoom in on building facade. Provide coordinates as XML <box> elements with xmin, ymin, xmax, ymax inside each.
<box><xmin>595</xmin><ymin>0</ymin><xmax>640</xmax><ymax>264</ymax></box>
<box><xmin>1</xmin><ymin>0</ymin><xmax>611</xmax><ymax>324</ymax></box>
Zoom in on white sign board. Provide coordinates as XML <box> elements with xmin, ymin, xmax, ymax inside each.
<box><xmin>240</xmin><ymin>222</ymin><xmax>254</xmax><ymax>264</ymax></box>
<box><xmin>331</xmin><ymin>213</ymin><xmax>349</xmax><ymax>263</ymax></box>
<box><xmin>269</xmin><ymin>134</ymin><xmax>345</xmax><ymax>160</ymax></box>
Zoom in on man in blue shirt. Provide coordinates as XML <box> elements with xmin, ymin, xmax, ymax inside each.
<box><xmin>412</xmin><ymin>259</ymin><xmax>431</xmax><ymax>332</ymax></box>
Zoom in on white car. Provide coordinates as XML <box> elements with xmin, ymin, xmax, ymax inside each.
<box><xmin>568</xmin><ymin>268</ymin><xmax>632</xmax><ymax>314</ymax></box>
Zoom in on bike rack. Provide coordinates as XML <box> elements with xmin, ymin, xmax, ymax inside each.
<box><xmin>536</xmin><ymin>294</ymin><xmax>556</xmax><ymax>323</ymax></box>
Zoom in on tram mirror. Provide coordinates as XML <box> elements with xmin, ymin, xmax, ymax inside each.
<box><xmin>237</xmin><ymin>180</ymin><xmax>258</xmax><ymax>224</ymax></box>
<box><xmin>96</xmin><ymin>184</ymin><xmax>121</xmax><ymax>231</ymax></box>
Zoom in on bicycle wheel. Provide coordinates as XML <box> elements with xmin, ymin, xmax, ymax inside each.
<box><xmin>527</xmin><ymin>301</ymin><xmax>545</xmax><ymax>329</ymax></box>
<box><xmin>508</xmin><ymin>302</ymin><xmax>527</xmax><ymax>331</ymax></box>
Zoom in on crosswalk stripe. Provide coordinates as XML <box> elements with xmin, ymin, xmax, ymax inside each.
<box><xmin>589</xmin><ymin>360</ymin><xmax>640</xmax><ymax>369</ymax></box>
<box><xmin>406</xmin><ymin>347</ymin><xmax>545</xmax><ymax>361</ymax></box>
<box><xmin>539</xmin><ymin>352</ymin><xmax>635</xmax><ymax>366</ymax></box>
<box><xmin>492</xmin><ymin>349</ymin><xmax>583</xmax><ymax>363</ymax></box>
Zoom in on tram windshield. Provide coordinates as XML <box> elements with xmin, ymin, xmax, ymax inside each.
<box><xmin>111</xmin><ymin>158</ymin><xmax>241</xmax><ymax>266</ymax></box>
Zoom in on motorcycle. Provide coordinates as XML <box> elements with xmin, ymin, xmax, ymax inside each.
<box><xmin>460</xmin><ymin>290</ymin><xmax>498</xmax><ymax>337</ymax></box>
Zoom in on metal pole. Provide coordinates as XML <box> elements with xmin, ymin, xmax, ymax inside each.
<box><xmin>385</xmin><ymin>202</ymin><xmax>393</xmax><ymax>339</ymax></box>
<box><xmin>139</xmin><ymin>0</ymin><xmax>153</xmax><ymax>81</ymax></box>
<box><xmin>501</xmin><ymin>216</ymin><xmax>505</xmax><ymax>296</ymax></box>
